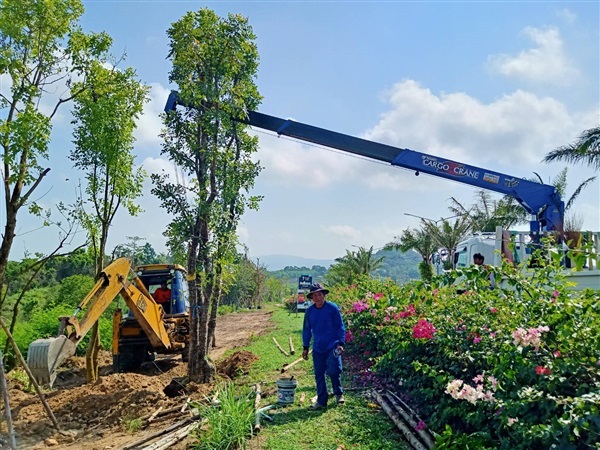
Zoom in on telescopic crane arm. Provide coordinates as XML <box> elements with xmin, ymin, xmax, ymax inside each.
<box><xmin>165</xmin><ymin>91</ymin><xmax>564</xmax><ymax>233</ymax></box>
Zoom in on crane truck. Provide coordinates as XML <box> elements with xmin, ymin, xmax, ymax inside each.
<box><xmin>27</xmin><ymin>258</ymin><xmax>191</xmax><ymax>387</ymax></box>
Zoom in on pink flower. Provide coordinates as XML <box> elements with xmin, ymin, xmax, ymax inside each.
<box><xmin>553</xmin><ymin>350</ymin><xmax>561</xmax><ymax>358</ymax></box>
<box><xmin>473</xmin><ymin>335</ymin><xmax>482</xmax><ymax>344</ymax></box>
<box><xmin>412</xmin><ymin>319</ymin><xmax>436</xmax><ymax>340</ymax></box>
<box><xmin>373</xmin><ymin>293</ymin><xmax>384</xmax><ymax>301</ymax></box>
<box><xmin>415</xmin><ymin>420</ymin><xmax>427</xmax><ymax>431</ymax></box>
<box><xmin>489</xmin><ymin>307</ymin><xmax>499</xmax><ymax>314</ymax></box>
<box><xmin>351</xmin><ymin>301</ymin><xmax>369</xmax><ymax>313</ymax></box>
<box><xmin>507</xmin><ymin>417</ymin><xmax>518</xmax><ymax>426</ymax></box>
<box><xmin>535</xmin><ymin>366</ymin><xmax>551</xmax><ymax>376</ymax></box>
<box><xmin>399</xmin><ymin>304</ymin><xmax>416</xmax><ymax>318</ymax></box>
<box><xmin>345</xmin><ymin>330</ymin><xmax>353</xmax><ymax>343</ymax></box>
<box><xmin>473</xmin><ymin>374</ymin><xmax>484</xmax><ymax>384</ymax></box>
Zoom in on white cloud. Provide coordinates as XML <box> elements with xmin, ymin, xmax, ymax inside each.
<box><xmin>253</xmin><ymin>131</ymin><xmax>360</xmax><ymax>188</ymax></box>
<box><xmin>556</xmin><ymin>8</ymin><xmax>576</xmax><ymax>24</ymax></box>
<box><xmin>134</xmin><ymin>83</ymin><xmax>171</xmax><ymax>149</ymax></box>
<box><xmin>323</xmin><ymin>224</ymin><xmax>361</xmax><ymax>241</ymax></box>
<box><xmin>487</xmin><ymin>26</ymin><xmax>578</xmax><ymax>85</ymax></box>
<box><xmin>364</xmin><ymin>80</ymin><xmax>582</xmax><ymax>171</ymax></box>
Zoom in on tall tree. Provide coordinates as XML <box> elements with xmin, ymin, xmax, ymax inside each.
<box><xmin>543</xmin><ymin>126</ymin><xmax>600</xmax><ymax>170</ymax></box>
<box><xmin>157</xmin><ymin>8</ymin><xmax>262</xmax><ymax>383</ymax></box>
<box><xmin>0</xmin><ymin>0</ymin><xmax>111</xmax><ymax>293</ymax></box>
<box><xmin>70</xmin><ymin>62</ymin><xmax>149</xmax><ymax>382</ymax></box>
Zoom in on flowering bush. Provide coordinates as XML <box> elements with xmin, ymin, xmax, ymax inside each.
<box><xmin>339</xmin><ymin>256</ymin><xmax>600</xmax><ymax>448</ymax></box>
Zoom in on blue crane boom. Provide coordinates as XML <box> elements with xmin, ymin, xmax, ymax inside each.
<box><xmin>164</xmin><ymin>91</ymin><xmax>564</xmax><ymax>233</ymax></box>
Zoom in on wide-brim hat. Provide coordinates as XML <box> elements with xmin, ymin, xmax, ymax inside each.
<box><xmin>307</xmin><ymin>283</ymin><xmax>329</xmax><ymax>299</ymax></box>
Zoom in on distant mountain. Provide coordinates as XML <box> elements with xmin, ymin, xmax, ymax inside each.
<box><xmin>254</xmin><ymin>254</ymin><xmax>335</xmax><ymax>271</ymax></box>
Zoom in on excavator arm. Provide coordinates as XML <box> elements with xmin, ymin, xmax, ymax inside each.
<box><xmin>27</xmin><ymin>258</ymin><xmax>172</xmax><ymax>387</ymax></box>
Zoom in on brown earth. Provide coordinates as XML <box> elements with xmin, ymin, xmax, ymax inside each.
<box><xmin>3</xmin><ymin>310</ymin><xmax>274</xmax><ymax>450</ymax></box>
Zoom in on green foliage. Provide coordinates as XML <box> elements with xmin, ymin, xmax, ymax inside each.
<box><xmin>122</xmin><ymin>415</ymin><xmax>143</xmax><ymax>433</ymax></box>
<box><xmin>191</xmin><ymin>384</ymin><xmax>254</xmax><ymax>450</ymax></box>
<box><xmin>46</xmin><ymin>274</ymin><xmax>95</xmax><ymax>309</ymax></box>
<box><xmin>418</xmin><ymin>260</ymin><xmax>433</xmax><ymax>282</ymax></box>
<box><xmin>340</xmin><ymin>251</ymin><xmax>600</xmax><ymax>449</ymax></box>
<box><xmin>543</xmin><ymin>126</ymin><xmax>600</xmax><ymax>171</ymax></box>
<box><xmin>326</xmin><ymin>246</ymin><xmax>385</xmax><ymax>287</ymax></box>
<box><xmin>0</xmin><ymin>0</ymin><xmax>112</xmax><ymax>291</ymax></box>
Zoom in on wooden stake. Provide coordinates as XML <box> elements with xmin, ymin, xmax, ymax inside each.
<box><xmin>0</xmin><ymin>316</ymin><xmax>61</xmax><ymax>431</ymax></box>
<box><xmin>371</xmin><ymin>390</ymin><xmax>428</xmax><ymax>450</ymax></box>
<box><xmin>253</xmin><ymin>383</ymin><xmax>262</xmax><ymax>432</ymax></box>
<box><xmin>386</xmin><ymin>390</ymin><xmax>435</xmax><ymax>449</ymax></box>
<box><xmin>122</xmin><ymin>415</ymin><xmax>200</xmax><ymax>450</ymax></box>
<box><xmin>148</xmin><ymin>406</ymin><xmax>164</xmax><ymax>423</ymax></box>
<box><xmin>288</xmin><ymin>336</ymin><xmax>295</xmax><ymax>355</ymax></box>
<box><xmin>281</xmin><ymin>350</ymin><xmax>311</xmax><ymax>373</ymax></box>
<box><xmin>0</xmin><ymin>348</ymin><xmax>17</xmax><ymax>450</ymax></box>
<box><xmin>281</xmin><ymin>357</ymin><xmax>303</xmax><ymax>373</ymax></box>
<box><xmin>272</xmin><ymin>337</ymin><xmax>290</xmax><ymax>357</ymax></box>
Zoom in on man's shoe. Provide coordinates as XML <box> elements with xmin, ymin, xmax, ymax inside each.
<box><xmin>310</xmin><ymin>402</ymin><xmax>327</xmax><ymax>410</ymax></box>
<box><xmin>336</xmin><ymin>394</ymin><xmax>345</xmax><ymax>405</ymax></box>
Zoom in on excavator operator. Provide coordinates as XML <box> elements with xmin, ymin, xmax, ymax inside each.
<box><xmin>153</xmin><ymin>281</ymin><xmax>172</xmax><ymax>312</ymax></box>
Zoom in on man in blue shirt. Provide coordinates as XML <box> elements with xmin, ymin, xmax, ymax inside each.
<box><xmin>302</xmin><ymin>283</ymin><xmax>346</xmax><ymax>409</ymax></box>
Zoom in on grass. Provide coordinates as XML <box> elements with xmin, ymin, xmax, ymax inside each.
<box><xmin>220</xmin><ymin>305</ymin><xmax>409</xmax><ymax>450</ymax></box>
<box><xmin>191</xmin><ymin>383</ymin><xmax>255</xmax><ymax>450</ymax></box>
<box><xmin>123</xmin><ymin>415</ymin><xmax>143</xmax><ymax>433</ymax></box>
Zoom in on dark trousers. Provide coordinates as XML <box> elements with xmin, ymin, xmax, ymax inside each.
<box><xmin>312</xmin><ymin>349</ymin><xmax>343</xmax><ymax>406</ymax></box>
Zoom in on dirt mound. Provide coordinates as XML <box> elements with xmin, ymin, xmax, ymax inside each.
<box><xmin>6</xmin><ymin>310</ymin><xmax>274</xmax><ymax>449</ymax></box>
<box><xmin>217</xmin><ymin>350</ymin><xmax>259</xmax><ymax>379</ymax></box>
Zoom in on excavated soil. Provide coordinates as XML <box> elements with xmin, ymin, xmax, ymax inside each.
<box><xmin>3</xmin><ymin>310</ymin><xmax>274</xmax><ymax>450</ymax></box>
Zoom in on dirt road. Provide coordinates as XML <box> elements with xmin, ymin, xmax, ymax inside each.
<box><xmin>5</xmin><ymin>309</ymin><xmax>274</xmax><ymax>450</ymax></box>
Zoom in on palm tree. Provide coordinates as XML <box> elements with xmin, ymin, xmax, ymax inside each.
<box><xmin>422</xmin><ymin>216</ymin><xmax>472</xmax><ymax>269</ymax></box>
<box><xmin>448</xmin><ymin>190</ymin><xmax>521</xmax><ymax>233</ymax></box>
<box><xmin>325</xmin><ymin>246</ymin><xmax>384</xmax><ymax>286</ymax></box>
<box><xmin>384</xmin><ymin>227</ymin><xmax>435</xmax><ymax>263</ymax></box>
<box><xmin>384</xmin><ymin>228</ymin><xmax>436</xmax><ymax>281</ymax></box>
<box><xmin>543</xmin><ymin>126</ymin><xmax>600</xmax><ymax>170</ymax></box>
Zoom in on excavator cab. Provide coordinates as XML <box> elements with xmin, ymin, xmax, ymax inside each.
<box><xmin>133</xmin><ymin>263</ymin><xmax>189</xmax><ymax>316</ymax></box>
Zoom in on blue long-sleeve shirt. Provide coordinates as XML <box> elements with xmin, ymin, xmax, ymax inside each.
<box><xmin>302</xmin><ymin>301</ymin><xmax>346</xmax><ymax>353</ymax></box>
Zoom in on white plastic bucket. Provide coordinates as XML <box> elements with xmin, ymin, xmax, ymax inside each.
<box><xmin>276</xmin><ymin>377</ymin><xmax>298</xmax><ymax>405</ymax></box>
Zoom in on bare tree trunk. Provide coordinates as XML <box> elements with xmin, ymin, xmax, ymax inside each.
<box><xmin>85</xmin><ymin>322</ymin><xmax>100</xmax><ymax>383</ymax></box>
<box><xmin>0</xmin><ymin>206</ymin><xmax>18</xmax><ymax>288</ymax></box>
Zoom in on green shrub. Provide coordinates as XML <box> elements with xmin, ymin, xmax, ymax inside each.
<box><xmin>191</xmin><ymin>383</ymin><xmax>254</xmax><ymax>450</ymax></box>
<box><xmin>340</xmin><ymin>255</ymin><xmax>600</xmax><ymax>449</ymax></box>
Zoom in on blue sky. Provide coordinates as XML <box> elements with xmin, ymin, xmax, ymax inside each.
<box><xmin>4</xmin><ymin>1</ymin><xmax>599</xmax><ymax>264</ymax></box>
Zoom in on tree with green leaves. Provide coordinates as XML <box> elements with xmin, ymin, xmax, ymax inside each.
<box><xmin>158</xmin><ymin>8</ymin><xmax>262</xmax><ymax>383</ymax></box>
<box><xmin>543</xmin><ymin>126</ymin><xmax>600</xmax><ymax>170</ymax></box>
<box><xmin>326</xmin><ymin>246</ymin><xmax>384</xmax><ymax>286</ymax></box>
<box><xmin>384</xmin><ymin>227</ymin><xmax>435</xmax><ymax>281</ymax></box>
<box><xmin>421</xmin><ymin>216</ymin><xmax>471</xmax><ymax>270</ymax></box>
<box><xmin>448</xmin><ymin>189</ymin><xmax>521</xmax><ymax>233</ymax></box>
<box><xmin>0</xmin><ymin>0</ymin><xmax>112</xmax><ymax>294</ymax></box>
<box><xmin>69</xmin><ymin>61</ymin><xmax>149</xmax><ymax>382</ymax></box>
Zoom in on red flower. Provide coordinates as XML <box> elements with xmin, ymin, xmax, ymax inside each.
<box><xmin>412</xmin><ymin>319</ymin><xmax>436</xmax><ymax>340</ymax></box>
<box><xmin>535</xmin><ymin>365</ymin><xmax>551</xmax><ymax>376</ymax></box>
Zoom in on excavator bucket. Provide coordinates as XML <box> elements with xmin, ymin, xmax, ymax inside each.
<box><xmin>27</xmin><ymin>336</ymin><xmax>77</xmax><ymax>388</ymax></box>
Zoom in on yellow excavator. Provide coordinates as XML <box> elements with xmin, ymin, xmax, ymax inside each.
<box><xmin>27</xmin><ymin>258</ymin><xmax>191</xmax><ymax>387</ymax></box>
